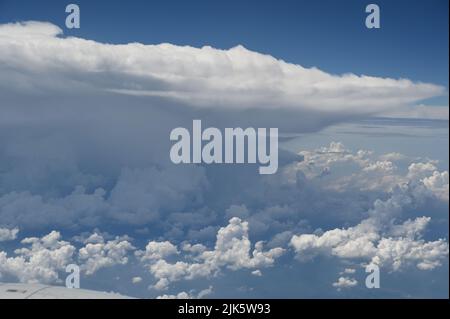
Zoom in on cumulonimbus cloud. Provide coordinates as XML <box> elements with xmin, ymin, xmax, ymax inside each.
<box><xmin>0</xmin><ymin>21</ymin><xmax>445</xmax><ymax>113</ymax></box>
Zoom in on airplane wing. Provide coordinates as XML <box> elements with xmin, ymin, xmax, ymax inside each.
<box><xmin>0</xmin><ymin>282</ymin><xmax>132</xmax><ymax>299</ymax></box>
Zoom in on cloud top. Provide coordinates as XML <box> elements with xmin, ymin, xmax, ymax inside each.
<box><xmin>0</xmin><ymin>21</ymin><xmax>445</xmax><ymax>113</ymax></box>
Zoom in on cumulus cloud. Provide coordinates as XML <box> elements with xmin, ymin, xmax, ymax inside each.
<box><xmin>0</xmin><ymin>218</ymin><xmax>280</xmax><ymax>291</ymax></box>
<box><xmin>0</xmin><ymin>231</ymin><xmax>75</xmax><ymax>283</ymax></box>
<box><xmin>0</xmin><ymin>138</ymin><xmax>448</xmax><ymax>295</ymax></box>
<box><xmin>156</xmin><ymin>291</ymin><xmax>193</xmax><ymax>299</ymax></box>
<box><xmin>0</xmin><ymin>227</ymin><xmax>19</xmax><ymax>242</ymax></box>
<box><xmin>372</xmin><ymin>237</ymin><xmax>449</xmax><ymax>271</ymax></box>
<box><xmin>0</xmin><ymin>230</ymin><xmax>137</xmax><ymax>283</ymax></box>
<box><xmin>224</xmin><ymin>141</ymin><xmax>448</xmax><ymax>244</ymax></box>
<box><xmin>156</xmin><ymin>286</ymin><xmax>213</xmax><ymax>299</ymax></box>
<box><xmin>291</xmin><ymin>216</ymin><xmax>449</xmax><ymax>271</ymax></box>
<box><xmin>137</xmin><ymin>241</ymin><xmax>179</xmax><ymax>261</ymax></box>
<box><xmin>290</xmin><ymin>144</ymin><xmax>449</xmax><ymax>273</ymax></box>
<box><xmin>332</xmin><ymin>277</ymin><xmax>358</xmax><ymax>290</ymax></box>
<box><xmin>423</xmin><ymin>171</ymin><xmax>449</xmax><ymax>202</ymax></box>
<box><xmin>78</xmin><ymin>233</ymin><xmax>135</xmax><ymax>275</ymax></box>
<box><xmin>138</xmin><ymin>217</ymin><xmax>285</xmax><ymax>290</ymax></box>
<box><xmin>291</xmin><ymin>142</ymin><xmax>449</xmax><ymax>200</ymax></box>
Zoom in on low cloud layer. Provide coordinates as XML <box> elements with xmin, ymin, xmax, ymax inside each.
<box><xmin>0</xmin><ymin>143</ymin><xmax>448</xmax><ymax>297</ymax></box>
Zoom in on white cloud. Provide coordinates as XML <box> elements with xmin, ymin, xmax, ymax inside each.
<box><xmin>293</xmin><ymin>142</ymin><xmax>449</xmax><ymax>199</ymax></box>
<box><xmin>251</xmin><ymin>269</ymin><xmax>262</xmax><ymax>276</ymax></box>
<box><xmin>0</xmin><ymin>127</ymin><xmax>447</xmax><ymax>297</ymax></box>
<box><xmin>290</xmin><ymin>224</ymin><xmax>379</xmax><ymax>261</ymax></box>
<box><xmin>137</xmin><ymin>241</ymin><xmax>179</xmax><ymax>261</ymax></box>
<box><xmin>0</xmin><ymin>231</ymin><xmax>75</xmax><ymax>283</ymax></box>
<box><xmin>139</xmin><ymin>217</ymin><xmax>285</xmax><ymax>290</ymax></box>
<box><xmin>156</xmin><ymin>291</ymin><xmax>192</xmax><ymax>299</ymax></box>
<box><xmin>0</xmin><ymin>227</ymin><xmax>19</xmax><ymax>242</ymax></box>
<box><xmin>372</xmin><ymin>237</ymin><xmax>449</xmax><ymax>271</ymax></box>
<box><xmin>388</xmin><ymin>216</ymin><xmax>431</xmax><ymax>238</ymax></box>
<box><xmin>0</xmin><ymin>20</ymin><xmax>446</xmax><ymax>265</ymax></box>
<box><xmin>363</xmin><ymin>160</ymin><xmax>395</xmax><ymax>174</ymax></box>
<box><xmin>156</xmin><ymin>286</ymin><xmax>213</xmax><ymax>299</ymax></box>
<box><xmin>407</xmin><ymin>162</ymin><xmax>439</xmax><ymax>180</ymax></box>
<box><xmin>0</xmin><ymin>230</ymin><xmax>137</xmax><ymax>283</ymax></box>
<box><xmin>423</xmin><ymin>171</ymin><xmax>449</xmax><ymax>202</ymax></box>
<box><xmin>78</xmin><ymin>234</ymin><xmax>135</xmax><ymax>275</ymax></box>
<box><xmin>212</xmin><ymin>217</ymin><xmax>285</xmax><ymax>270</ymax></box>
<box><xmin>291</xmin><ymin>209</ymin><xmax>448</xmax><ymax>271</ymax></box>
<box><xmin>332</xmin><ymin>277</ymin><xmax>358</xmax><ymax>289</ymax></box>
<box><xmin>0</xmin><ymin>21</ymin><xmax>444</xmax><ymax>114</ymax></box>
<box><xmin>197</xmin><ymin>286</ymin><xmax>214</xmax><ymax>299</ymax></box>
<box><xmin>290</xmin><ymin>142</ymin><xmax>449</xmax><ymax>273</ymax></box>
<box><xmin>181</xmin><ymin>243</ymin><xmax>207</xmax><ymax>255</ymax></box>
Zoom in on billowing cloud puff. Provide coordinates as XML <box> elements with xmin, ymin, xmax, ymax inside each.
<box><xmin>423</xmin><ymin>171</ymin><xmax>449</xmax><ymax>202</ymax></box>
<box><xmin>156</xmin><ymin>286</ymin><xmax>213</xmax><ymax>299</ymax></box>
<box><xmin>78</xmin><ymin>234</ymin><xmax>135</xmax><ymax>275</ymax></box>
<box><xmin>0</xmin><ymin>217</ymin><xmax>284</xmax><ymax>288</ymax></box>
<box><xmin>0</xmin><ymin>227</ymin><xmax>19</xmax><ymax>242</ymax></box>
<box><xmin>0</xmin><ymin>231</ymin><xmax>135</xmax><ymax>283</ymax></box>
<box><xmin>286</xmin><ymin>141</ymin><xmax>449</xmax><ymax>280</ymax></box>
<box><xmin>372</xmin><ymin>236</ymin><xmax>449</xmax><ymax>271</ymax></box>
<box><xmin>291</xmin><ymin>216</ymin><xmax>449</xmax><ymax>271</ymax></box>
<box><xmin>0</xmin><ymin>21</ymin><xmax>444</xmax><ymax>113</ymax></box>
<box><xmin>139</xmin><ymin>217</ymin><xmax>285</xmax><ymax>290</ymax></box>
<box><xmin>290</xmin><ymin>154</ymin><xmax>449</xmax><ymax>272</ymax></box>
<box><xmin>332</xmin><ymin>277</ymin><xmax>358</xmax><ymax>290</ymax></box>
<box><xmin>0</xmin><ymin>231</ymin><xmax>75</xmax><ymax>283</ymax></box>
<box><xmin>138</xmin><ymin>241</ymin><xmax>179</xmax><ymax>261</ymax></box>
<box><xmin>291</xmin><ymin>142</ymin><xmax>449</xmax><ymax>199</ymax></box>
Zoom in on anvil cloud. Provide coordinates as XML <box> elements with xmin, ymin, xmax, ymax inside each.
<box><xmin>0</xmin><ymin>21</ymin><xmax>445</xmax><ymax>113</ymax></box>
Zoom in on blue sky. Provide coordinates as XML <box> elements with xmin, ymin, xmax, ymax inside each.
<box><xmin>0</xmin><ymin>0</ymin><xmax>448</xmax><ymax>298</ymax></box>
